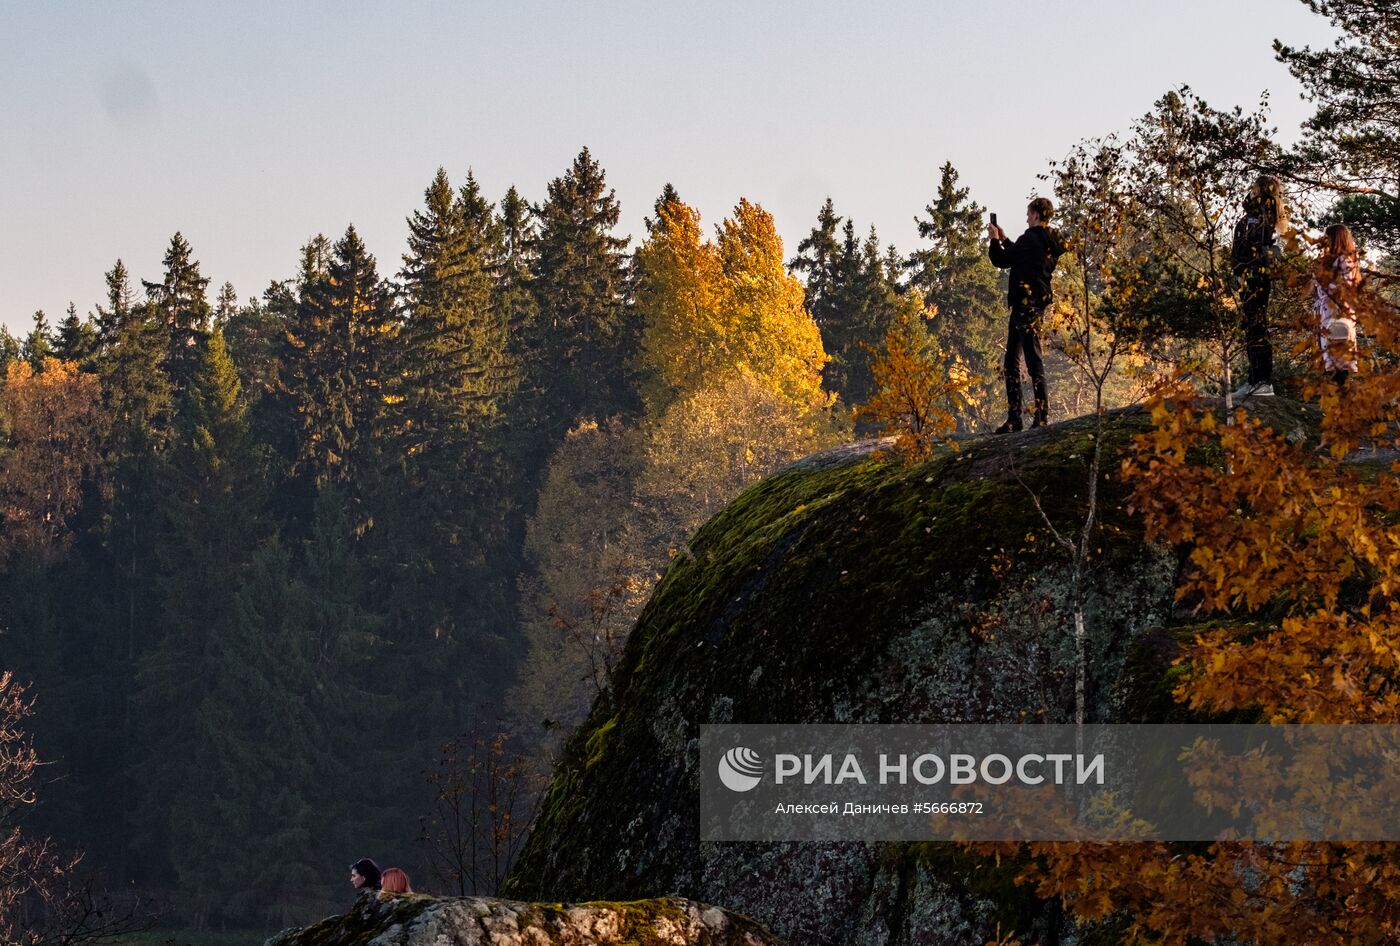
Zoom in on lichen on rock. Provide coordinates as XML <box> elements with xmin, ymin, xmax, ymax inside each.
<box><xmin>263</xmin><ymin>891</ymin><xmax>783</xmax><ymax>946</ymax></box>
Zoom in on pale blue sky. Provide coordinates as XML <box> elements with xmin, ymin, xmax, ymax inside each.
<box><xmin>1</xmin><ymin>1</ymin><xmax>1337</xmax><ymax>332</ymax></box>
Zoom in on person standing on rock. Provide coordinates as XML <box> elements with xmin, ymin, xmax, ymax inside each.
<box><xmin>1314</xmin><ymin>223</ymin><xmax>1361</xmax><ymax>386</ymax></box>
<box><xmin>987</xmin><ymin>197</ymin><xmax>1066</xmax><ymax>433</ymax></box>
<box><xmin>1230</xmin><ymin>174</ymin><xmax>1288</xmax><ymax>398</ymax></box>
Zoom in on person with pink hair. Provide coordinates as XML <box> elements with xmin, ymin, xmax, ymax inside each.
<box><xmin>379</xmin><ymin>867</ymin><xmax>414</xmax><ymax>896</ymax></box>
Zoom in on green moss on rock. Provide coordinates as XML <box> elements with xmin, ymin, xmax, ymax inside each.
<box><xmin>505</xmin><ymin>401</ymin><xmax>1319</xmax><ymax>946</ymax></box>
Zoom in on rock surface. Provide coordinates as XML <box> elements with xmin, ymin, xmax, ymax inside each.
<box><xmin>265</xmin><ymin>892</ymin><xmax>783</xmax><ymax>946</ymax></box>
<box><xmin>502</xmin><ymin>400</ymin><xmax>1319</xmax><ymax>945</ymax></box>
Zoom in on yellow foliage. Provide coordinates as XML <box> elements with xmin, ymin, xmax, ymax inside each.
<box><xmin>0</xmin><ymin>359</ymin><xmax>108</xmax><ymax>564</ymax></box>
<box><xmin>856</xmin><ymin>302</ymin><xmax>976</xmax><ymax>461</ymax></box>
<box><xmin>1013</xmin><ymin>270</ymin><xmax>1400</xmax><ymax>944</ymax></box>
<box><xmin>635</xmin><ymin>197</ymin><xmax>830</xmax><ymax>416</ymax></box>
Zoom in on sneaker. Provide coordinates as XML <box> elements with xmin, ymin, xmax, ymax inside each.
<box><xmin>994</xmin><ymin>419</ymin><xmax>1022</xmax><ymax>434</ymax></box>
<box><xmin>1231</xmin><ymin>382</ymin><xmax>1274</xmax><ymax>399</ymax></box>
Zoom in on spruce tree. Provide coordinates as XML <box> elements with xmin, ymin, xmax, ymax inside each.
<box><xmin>905</xmin><ymin>162</ymin><xmax>1004</xmax><ymax>392</ymax></box>
<box><xmin>133</xmin><ymin>327</ymin><xmax>265</xmax><ymax>896</ymax></box>
<box><xmin>22</xmin><ymin>311</ymin><xmax>53</xmax><ymax>369</ymax></box>
<box><xmin>398</xmin><ymin>169</ymin><xmax>516</xmax><ymax>458</ymax></box>
<box><xmin>54</xmin><ymin>303</ymin><xmax>98</xmax><ymax>370</ymax></box>
<box><xmin>0</xmin><ymin>327</ymin><xmax>19</xmax><ymax>370</ymax></box>
<box><xmin>529</xmin><ymin>147</ymin><xmax>634</xmax><ymax>435</ymax></box>
<box><xmin>278</xmin><ymin>227</ymin><xmax>396</xmax><ymax>499</ymax></box>
<box><xmin>92</xmin><ymin>259</ymin><xmax>173</xmax><ymax>883</ymax></box>
<box><xmin>143</xmin><ymin>232</ymin><xmax>212</xmax><ymax>395</ymax></box>
<box><xmin>213</xmin><ymin>281</ymin><xmax>238</xmax><ymax>328</ymax></box>
<box><xmin>96</xmin><ymin>261</ymin><xmax>172</xmax><ymax>451</ymax></box>
<box><xmin>790</xmin><ymin>197</ymin><xmax>844</xmax><ymax>330</ymax></box>
<box><xmin>792</xmin><ymin>201</ymin><xmax>907</xmax><ymax>407</ymax></box>
<box><xmin>390</xmin><ymin>170</ymin><xmax>521</xmax><ymax>685</ymax></box>
<box><xmin>497</xmin><ymin>185</ymin><xmax>543</xmax><ymax>445</ymax></box>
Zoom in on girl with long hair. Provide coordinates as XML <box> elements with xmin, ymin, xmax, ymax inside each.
<box><xmin>1315</xmin><ymin>223</ymin><xmax>1362</xmax><ymax>384</ymax></box>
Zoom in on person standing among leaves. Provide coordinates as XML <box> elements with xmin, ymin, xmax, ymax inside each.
<box><xmin>987</xmin><ymin>197</ymin><xmax>1066</xmax><ymax>433</ymax></box>
<box><xmin>1230</xmin><ymin>174</ymin><xmax>1288</xmax><ymax>398</ymax></box>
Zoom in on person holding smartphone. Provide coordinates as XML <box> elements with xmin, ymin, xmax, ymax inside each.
<box><xmin>987</xmin><ymin>197</ymin><xmax>1066</xmax><ymax>432</ymax></box>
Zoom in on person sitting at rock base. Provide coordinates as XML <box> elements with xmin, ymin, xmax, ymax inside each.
<box><xmin>349</xmin><ymin>857</ymin><xmax>382</xmax><ymax>893</ymax></box>
<box><xmin>379</xmin><ymin>867</ymin><xmax>414</xmax><ymax>896</ymax></box>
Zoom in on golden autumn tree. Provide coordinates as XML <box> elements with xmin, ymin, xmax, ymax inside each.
<box><xmin>856</xmin><ymin>298</ymin><xmax>975</xmax><ymax>460</ymax></box>
<box><xmin>0</xmin><ymin>358</ymin><xmax>108</xmax><ymax>565</ymax></box>
<box><xmin>633</xmin><ymin>197</ymin><xmax>723</xmax><ymax>415</ymax></box>
<box><xmin>634</xmin><ymin>195</ymin><xmax>830</xmax><ymax>413</ymax></box>
<box><xmin>1004</xmin><ymin>254</ymin><xmax>1400</xmax><ymax>944</ymax></box>
<box><xmin>714</xmin><ymin>198</ymin><xmax>830</xmax><ymax>409</ymax></box>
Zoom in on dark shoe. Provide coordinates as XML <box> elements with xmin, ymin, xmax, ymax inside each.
<box><xmin>995</xmin><ymin>418</ymin><xmax>1022</xmax><ymax>434</ymax></box>
<box><xmin>1031</xmin><ymin>415</ymin><xmax>1048</xmax><ymax>428</ymax></box>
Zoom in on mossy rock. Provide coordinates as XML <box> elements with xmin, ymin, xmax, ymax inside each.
<box><xmin>263</xmin><ymin>891</ymin><xmax>782</xmax><ymax>945</ymax></box>
<box><xmin>503</xmin><ymin>401</ymin><xmax>1316</xmax><ymax>946</ymax></box>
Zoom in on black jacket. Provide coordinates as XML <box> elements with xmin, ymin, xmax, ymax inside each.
<box><xmin>988</xmin><ymin>225</ymin><xmax>1066</xmax><ymax>310</ymax></box>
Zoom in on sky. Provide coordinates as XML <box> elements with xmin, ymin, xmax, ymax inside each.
<box><xmin>0</xmin><ymin>1</ymin><xmax>1340</xmax><ymax>334</ymax></box>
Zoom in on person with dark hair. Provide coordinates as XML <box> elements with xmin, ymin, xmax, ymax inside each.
<box><xmin>349</xmin><ymin>858</ymin><xmax>382</xmax><ymax>893</ymax></box>
<box><xmin>1230</xmin><ymin>175</ymin><xmax>1288</xmax><ymax>398</ymax></box>
<box><xmin>987</xmin><ymin>197</ymin><xmax>1066</xmax><ymax>432</ymax></box>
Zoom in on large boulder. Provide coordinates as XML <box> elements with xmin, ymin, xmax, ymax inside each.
<box><xmin>502</xmin><ymin>401</ymin><xmax>1318</xmax><ymax>945</ymax></box>
<box><xmin>264</xmin><ymin>892</ymin><xmax>783</xmax><ymax>946</ymax></box>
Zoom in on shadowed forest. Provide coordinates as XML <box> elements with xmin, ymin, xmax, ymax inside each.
<box><xmin>3</xmin><ymin>1</ymin><xmax>1400</xmax><ymax>942</ymax></box>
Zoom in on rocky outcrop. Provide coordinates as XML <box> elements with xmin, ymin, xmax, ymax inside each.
<box><xmin>264</xmin><ymin>892</ymin><xmax>783</xmax><ymax>946</ymax></box>
<box><xmin>501</xmin><ymin>400</ymin><xmax>1320</xmax><ymax>945</ymax></box>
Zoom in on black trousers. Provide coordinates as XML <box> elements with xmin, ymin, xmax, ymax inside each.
<box><xmin>1004</xmin><ymin>306</ymin><xmax>1048</xmax><ymax>423</ymax></box>
<box><xmin>1241</xmin><ymin>268</ymin><xmax>1272</xmax><ymax>385</ymax></box>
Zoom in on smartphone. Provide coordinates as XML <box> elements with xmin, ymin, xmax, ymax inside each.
<box><xmin>990</xmin><ymin>212</ymin><xmax>998</xmax><ymax>228</ymax></box>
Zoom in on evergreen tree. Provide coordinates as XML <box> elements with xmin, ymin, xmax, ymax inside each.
<box><xmin>143</xmin><ymin>232</ymin><xmax>212</xmax><ymax>395</ymax></box>
<box><xmin>388</xmin><ymin>170</ymin><xmax>522</xmax><ymax>708</ymax></box>
<box><xmin>0</xmin><ymin>327</ymin><xmax>19</xmax><ymax>371</ymax></box>
<box><xmin>792</xmin><ymin>200</ymin><xmax>907</xmax><ymax>408</ymax></box>
<box><xmin>398</xmin><ymin>168</ymin><xmax>516</xmax><ymax>457</ymax></box>
<box><xmin>789</xmin><ymin>197</ymin><xmax>844</xmax><ymax>329</ymax></box>
<box><xmin>905</xmin><ymin>162</ymin><xmax>1005</xmax><ymax>421</ymax></box>
<box><xmin>54</xmin><ymin>303</ymin><xmax>98</xmax><ymax>370</ymax></box>
<box><xmin>1277</xmin><ymin>0</ymin><xmax>1400</xmax><ymax>253</ymax></box>
<box><xmin>22</xmin><ymin>311</ymin><xmax>53</xmax><ymax>369</ymax></box>
<box><xmin>831</xmin><ymin>222</ymin><xmax>906</xmax><ymax>408</ymax></box>
<box><xmin>496</xmin><ymin>185</ymin><xmax>543</xmax><ymax>445</ymax></box>
<box><xmin>647</xmin><ymin>183</ymin><xmax>683</xmax><ymax>227</ymax></box>
<box><xmin>529</xmin><ymin>147</ymin><xmax>634</xmax><ymax>434</ymax></box>
<box><xmin>90</xmin><ymin>259</ymin><xmax>173</xmax><ymax>882</ymax></box>
<box><xmin>222</xmin><ymin>286</ymin><xmax>285</xmax><ymax>405</ymax></box>
<box><xmin>278</xmin><ymin>227</ymin><xmax>396</xmax><ymax>500</ymax></box>
<box><xmin>213</xmin><ymin>281</ymin><xmax>238</xmax><ymax>328</ymax></box>
<box><xmin>133</xmin><ymin>328</ymin><xmax>266</xmax><ymax>900</ymax></box>
<box><xmin>96</xmin><ymin>261</ymin><xmax>172</xmax><ymax>451</ymax></box>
